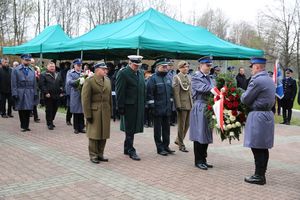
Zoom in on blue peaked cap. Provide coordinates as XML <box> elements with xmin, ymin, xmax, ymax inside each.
<box><xmin>21</xmin><ymin>54</ymin><xmax>32</xmax><ymax>60</ymax></box>
<box><xmin>198</xmin><ymin>56</ymin><xmax>213</xmax><ymax>64</ymax></box>
<box><xmin>73</xmin><ymin>58</ymin><xmax>82</xmax><ymax>65</ymax></box>
<box><xmin>250</xmin><ymin>57</ymin><xmax>267</xmax><ymax>64</ymax></box>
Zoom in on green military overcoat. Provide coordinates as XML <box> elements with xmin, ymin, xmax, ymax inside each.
<box><xmin>81</xmin><ymin>75</ymin><xmax>112</xmax><ymax>140</ymax></box>
<box><xmin>116</xmin><ymin>66</ymin><xmax>145</xmax><ymax>134</ymax></box>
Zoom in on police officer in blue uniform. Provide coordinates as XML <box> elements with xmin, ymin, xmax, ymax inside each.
<box><xmin>66</xmin><ymin>58</ymin><xmax>86</xmax><ymax>134</ymax></box>
<box><xmin>189</xmin><ymin>56</ymin><xmax>214</xmax><ymax>170</ymax></box>
<box><xmin>280</xmin><ymin>68</ymin><xmax>297</xmax><ymax>125</ymax></box>
<box><xmin>241</xmin><ymin>57</ymin><xmax>275</xmax><ymax>185</ymax></box>
<box><xmin>147</xmin><ymin>58</ymin><xmax>175</xmax><ymax>156</ymax></box>
<box><xmin>11</xmin><ymin>54</ymin><xmax>37</xmax><ymax>132</ymax></box>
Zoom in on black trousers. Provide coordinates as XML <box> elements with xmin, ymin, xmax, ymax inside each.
<box><xmin>281</xmin><ymin>98</ymin><xmax>293</xmax><ymax>122</ymax></box>
<box><xmin>73</xmin><ymin>113</ymin><xmax>84</xmax><ymax>131</ymax></box>
<box><xmin>144</xmin><ymin>107</ymin><xmax>153</xmax><ymax>127</ymax></box>
<box><xmin>18</xmin><ymin>110</ymin><xmax>31</xmax><ymax>129</ymax></box>
<box><xmin>194</xmin><ymin>142</ymin><xmax>208</xmax><ymax>164</ymax></box>
<box><xmin>0</xmin><ymin>93</ymin><xmax>12</xmax><ymax>116</ymax></box>
<box><xmin>153</xmin><ymin>116</ymin><xmax>170</xmax><ymax>152</ymax></box>
<box><xmin>251</xmin><ymin>148</ymin><xmax>269</xmax><ymax>176</ymax></box>
<box><xmin>66</xmin><ymin>106</ymin><xmax>72</xmax><ymax>122</ymax></box>
<box><xmin>45</xmin><ymin>98</ymin><xmax>59</xmax><ymax>125</ymax></box>
<box><xmin>32</xmin><ymin>105</ymin><xmax>39</xmax><ymax>120</ymax></box>
<box><xmin>124</xmin><ymin>133</ymin><xmax>135</xmax><ymax>154</ymax></box>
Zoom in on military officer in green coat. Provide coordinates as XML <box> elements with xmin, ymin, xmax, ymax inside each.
<box><xmin>116</xmin><ymin>55</ymin><xmax>145</xmax><ymax>161</ymax></box>
<box><xmin>173</xmin><ymin>61</ymin><xmax>192</xmax><ymax>152</ymax></box>
<box><xmin>81</xmin><ymin>62</ymin><xmax>112</xmax><ymax>164</ymax></box>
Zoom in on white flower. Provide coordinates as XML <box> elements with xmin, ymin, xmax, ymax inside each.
<box><xmin>235</xmin><ymin>122</ymin><xmax>241</xmax><ymax>127</ymax></box>
<box><xmin>229</xmin><ymin>132</ymin><xmax>235</xmax><ymax>136</ymax></box>
<box><xmin>223</xmin><ymin>125</ymin><xmax>227</xmax><ymax>131</ymax></box>
<box><xmin>212</xmin><ymin>115</ymin><xmax>216</xmax><ymax>119</ymax></box>
<box><xmin>79</xmin><ymin>77</ymin><xmax>85</xmax><ymax>85</ymax></box>
<box><xmin>215</xmin><ymin>124</ymin><xmax>219</xmax><ymax>128</ymax></box>
<box><xmin>226</xmin><ymin>120</ymin><xmax>230</xmax><ymax>124</ymax></box>
<box><xmin>230</xmin><ymin>116</ymin><xmax>236</xmax><ymax>122</ymax></box>
<box><xmin>224</xmin><ymin>109</ymin><xmax>229</xmax><ymax>114</ymax></box>
<box><xmin>226</xmin><ymin>124</ymin><xmax>232</xmax><ymax>129</ymax></box>
<box><xmin>231</xmin><ymin>124</ymin><xmax>236</xmax><ymax>128</ymax></box>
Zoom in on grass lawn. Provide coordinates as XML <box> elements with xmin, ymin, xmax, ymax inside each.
<box><xmin>293</xmin><ymin>90</ymin><xmax>300</xmax><ymax>110</ymax></box>
<box><xmin>274</xmin><ymin>113</ymin><xmax>300</xmax><ymax>126</ymax></box>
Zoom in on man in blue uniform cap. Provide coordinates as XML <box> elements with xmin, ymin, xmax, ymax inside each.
<box><xmin>280</xmin><ymin>68</ymin><xmax>297</xmax><ymax>125</ymax></box>
<box><xmin>11</xmin><ymin>54</ymin><xmax>37</xmax><ymax>132</ymax></box>
<box><xmin>189</xmin><ymin>56</ymin><xmax>214</xmax><ymax>170</ymax></box>
<box><xmin>241</xmin><ymin>57</ymin><xmax>275</xmax><ymax>185</ymax></box>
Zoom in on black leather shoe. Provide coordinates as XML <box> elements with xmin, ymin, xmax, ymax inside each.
<box><xmin>170</xmin><ymin>123</ymin><xmax>175</xmax><ymax>126</ymax></box>
<box><xmin>195</xmin><ymin>163</ymin><xmax>208</xmax><ymax>170</ymax></box>
<box><xmin>280</xmin><ymin>121</ymin><xmax>287</xmax><ymax>124</ymax></box>
<box><xmin>74</xmin><ymin>130</ymin><xmax>79</xmax><ymax>134</ymax></box>
<box><xmin>158</xmin><ymin>150</ymin><xmax>168</xmax><ymax>156</ymax></box>
<box><xmin>205</xmin><ymin>163</ymin><xmax>213</xmax><ymax>168</ymax></box>
<box><xmin>8</xmin><ymin>115</ymin><xmax>14</xmax><ymax>118</ymax></box>
<box><xmin>285</xmin><ymin>121</ymin><xmax>290</xmax><ymax>125</ymax></box>
<box><xmin>26</xmin><ymin>128</ymin><xmax>31</xmax><ymax>131</ymax></box>
<box><xmin>244</xmin><ymin>175</ymin><xmax>266</xmax><ymax>185</ymax></box>
<box><xmin>90</xmin><ymin>158</ymin><xmax>100</xmax><ymax>164</ymax></box>
<box><xmin>52</xmin><ymin>124</ymin><xmax>56</xmax><ymax>127</ymax></box>
<box><xmin>66</xmin><ymin>121</ymin><xmax>72</xmax><ymax>126</ymax></box>
<box><xmin>21</xmin><ymin>129</ymin><xmax>27</xmax><ymax>132</ymax></box>
<box><xmin>174</xmin><ymin>141</ymin><xmax>179</xmax><ymax>146</ymax></box>
<box><xmin>79</xmin><ymin>129</ymin><xmax>86</xmax><ymax>133</ymax></box>
<box><xmin>1</xmin><ymin>115</ymin><xmax>8</xmax><ymax>118</ymax></box>
<box><xmin>34</xmin><ymin>119</ymin><xmax>40</xmax><ymax>123</ymax></box>
<box><xmin>165</xmin><ymin>148</ymin><xmax>175</xmax><ymax>154</ymax></box>
<box><xmin>129</xmin><ymin>152</ymin><xmax>141</xmax><ymax>161</ymax></box>
<box><xmin>124</xmin><ymin>150</ymin><xmax>129</xmax><ymax>155</ymax></box>
<box><xmin>48</xmin><ymin>125</ymin><xmax>54</xmax><ymax>130</ymax></box>
<box><xmin>98</xmin><ymin>156</ymin><xmax>109</xmax><ymax>162</ymax></box>
<box><xmin>179</xmin><ymin>146</ymin><xmax>189</xmax><ymax>152</ymax></box>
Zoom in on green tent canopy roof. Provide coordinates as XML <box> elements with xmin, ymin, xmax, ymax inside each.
<box><xmin>2</xmin><ymin>24</ymin><xmax>71</xmax><ymax>55</ymax></box>
<box><xmin>42</xmin><ymin>8</ymin><xmax>263</xmax><ymax>60</ymax></box>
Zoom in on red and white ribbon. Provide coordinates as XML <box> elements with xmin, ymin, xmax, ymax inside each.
<box><xmin>210</xmin><ymin>87</ymin><xmax>225</xmax><ymax>132</ymax></box>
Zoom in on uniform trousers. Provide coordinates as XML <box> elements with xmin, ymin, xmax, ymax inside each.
<box><xmin>153</xmin><ymin>116</ymin><xmax>170</xmax><ymax>152</ymax></box>
<box><xmin>89</xmin><ymin>139</ymin><xmax>106</xmax><ymax>159</ymax></box>
<box><xmin>281</xmin><ymin>98</ymin><xmax>293</xmax><ymax>123</ymax></box>
<box><xmin>18</xmin><ymin>110</ymin><xmax>31</xmax><ymax>129</ymax></box>
<box><xmin>124</xmin><ymin>133</ymin><xmax>135</xmax><ymax>154</ymax></box>
<box><xmin>0</xmin><ymin>93</ymin><xmax>12</xmax><ymax>116</ymax></box>
<box><xmin>66</xmin><ymin>106</ymin><xmax>72</xmax><ymax>123</ymax></box>
<box><xmin>193</xmin><ymin>142</ymin><xmax>208</xmax><ymax>164</ymax></box>
<box><xmin>73</xmin><ymin>113</ymin><xmax>84</xmax><ymax>131</ymax></box>
<box><xmin>32</xmin><ymin>105</ymin><xmax>39</xmax><ymax>120</ymax></box>
<box><xmin>175</xmin><ymin>110</ymin><xmax>190</xmax><ymax>147</ymax></box>
<box><xmin>251</xmin><ymin>148</ymin><xmax>269</xmax><ymax>176</ymax></box>
<box><xmin>45</xmin><ymin>98</ymin><xmax>59</xmax><ymax>125</ymax></box>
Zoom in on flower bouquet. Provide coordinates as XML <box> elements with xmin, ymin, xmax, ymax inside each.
<box><xmin>74</xmin><ymin>70</ymin><xmax>94</xmax><ymax>91</ymax></box>
<box><xmin>206</xmin><ymin>73</ymin><xmax>248</xmax><ymax>143</ymax></box>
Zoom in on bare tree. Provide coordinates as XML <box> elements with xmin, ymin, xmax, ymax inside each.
<box><xmin>196</xmin><ymin>8</ymin><xmax>229</xmax><ymax>39</ymax></box>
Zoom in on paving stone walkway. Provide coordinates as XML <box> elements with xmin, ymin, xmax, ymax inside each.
<box><xmin>0</xmin><ymin>110</ymin><xmax>299</xmax><ymax>200</ymax></box>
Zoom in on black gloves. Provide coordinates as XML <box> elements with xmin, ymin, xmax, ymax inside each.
<box><xmin>86</xmin><ymin>117</ymin><xmax>93</xmax><ymax>124</ymax></box>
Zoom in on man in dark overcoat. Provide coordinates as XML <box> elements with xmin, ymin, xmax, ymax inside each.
<box><xmin>11</xmin><ymin>54</ymin><xmax>37</xmax><ymax>132</ymax></box>
<box><xmin>241</xmin><ymin>57</ymin><xmax>275</xmax><ymax>185</ymax></box>
<box><xmin>0</xmin><ymin>57</ymin><xmax>13</xmax><ymax>118</ymax></box>
<box><xmin>116</xmin><ymin>55</ymin><xmax>145</xmax><ymax>161</ymax></box>
<box><xmin>280</xmin><ymin>68</ymin><xmax>297</xmax><ymax>125</ymax></box>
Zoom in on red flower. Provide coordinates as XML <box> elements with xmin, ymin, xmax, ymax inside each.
<box><xmin>233</xmin><ymin>101</ymin><xmax>239</xmax><ymax>108</ymax></box>
<box><xmin>215</xmin><ymin>95</ymin><xmax>221</xmax><ymax>101</ymax></box>
<box><xmin>230</xmin><ymin>87</ymin><xmax>236</xmax><ymax>92</ymax></box>
<box><xmin>235</xmin><ymin>94</ymin><xmax>239</xmax><ymax>99</ymax></box>
<box><xmin>207</xmin><ymin>105</ymin><xmax>212</xmax><ymax>110</ymax></box>
<box><xmin>227</xmin><ymin>102</ymin><xmax>233</xmax><ymax>109</ymax></box>
<box><xmin>232</xmin><ymin>110</ymin><xmax>238</xmax><ymax>116</ymax></box>
<box><xmin>229</xmin><ymin>95</ymin><xmax>235</xmax><ymax>101</ymax></box>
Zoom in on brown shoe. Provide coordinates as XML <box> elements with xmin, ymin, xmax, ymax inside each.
<box><xmin>98</xmin><ymin>156</ymin><xmax>109</xmax><ymax>162</ymax></box>
<box><xmin>90</xmin><ymin>158</ymin><xmax>100</xmax><ymax>164</ymax></box>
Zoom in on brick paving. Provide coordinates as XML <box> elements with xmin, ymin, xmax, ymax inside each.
<box><xmin>0</xmin><ymin>110</ymin><xmax>300</xmax><ymax>200</ymax></box>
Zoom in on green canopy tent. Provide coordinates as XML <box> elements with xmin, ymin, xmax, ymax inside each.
<box><xmin>2</xmin><ymin>24</ymin><xmax>71</xmax><ymax>59</ymax></box>
<box><xmin>40</xmin><ymin>8</ymin><xmax>263</xmax><ymax>60</ymax></box>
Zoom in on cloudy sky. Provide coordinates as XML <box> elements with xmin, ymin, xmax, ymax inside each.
<box><xmin>166</xmin><ymin>0</ymin><xmax>278</xmax><ymax>24</ymax></box>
